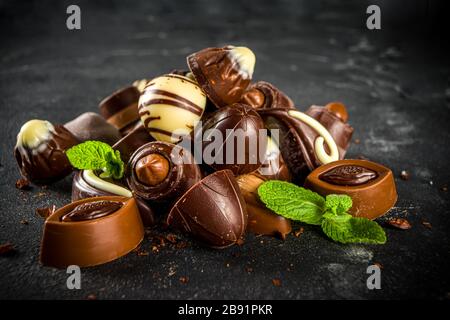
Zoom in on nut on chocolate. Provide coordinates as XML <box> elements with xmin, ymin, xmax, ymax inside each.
<box><xmin>135</xmin><ymin>153</ymin><xmax>170</xmax><ymax>186</ymax></box>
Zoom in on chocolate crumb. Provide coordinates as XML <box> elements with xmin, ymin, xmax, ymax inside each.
<box><xmin>400</xmin><ymin>170</ymin><xmax>410</xmax><ymax>180</ymax></box>
<box><xmin>294</xmin><ymin>227</ymin><xmax>304</xmax><ymax>237</ymax></box>
<box><xmin>0</xmin><ymin>243</ymin><xmax>15</xmax><ymax>256</ymax></box>
<box><xmin>151</xmin><ymin>246</ymin><xmax>160</xmax><ymax>253</ymax></box>
<box><xmin>373</xmin><ymin>262</ymin><xmax>384</xmax><ymax>269</ymax></box>
<box><xmin>387</xmin><ymin>218</ymin><xmax>411</xmax><ymax>230</ymax></box>
<box><xmin>36</xmin><ymin>205</ymin><xmax>56</xmax><ymax>218</ymax></box>
<box><xmin>422</xmin><ymin>221</ymin><xmax>432</xmax><ymax>229</ymax></box>
<box><xmin>272</xmin><ymin>278</ymin><xmax>281</xmax><ymax>287</ymax></box>
<box><xmin>20</xmin><ymin>219</ymin><xmax>29</xmax><ymax>225</ymax></box>
<box><xmin>175</xmin><ymin>241</ymin><xmax>188</xmax><ymax>249</ymax></box>
<box><xmin>225</xmin><ymin>262</ymin><xmax>230</xmax><ymax>268</ymax></box>
<box><xmin>15</xmin><ymin>178</ymin><xmax>31</xmax><ymax>190</ymax></box>
<box><xmin>165</xmin><ymin>234</ymin><xmax>178</xmax><ymax>244</ymax></box>
<box><xmin>354</xmin><ymin>138</ymin><xmax>361</xmax><ymax>144</ymax></box>
<box><xmin>87</xmin><ymin>294</ymin><xmax>97</xmax><ymax>300</ymax></box>
<box><xmin>441</xmin><ymin>185</ymin><xmax>448</xmax><ymax>192</ymax></box>
<box><xmin>137</xmin><ymin>250</ymin><xmax>149</xmax><ymax>256</ymax></box>
<box><xmin>179</xmin><ymin>276</ymin><xmax>189</xmax><ymax>284</ymax></box>
<box><xmin>236</xmin><ymin>238</ymin><xmax>244</xmax><ymax>246</ymax></box>
<box><xmin>245</xmin><ymin>266</ymin><xmax>253</xmax><ymax>273</ymax></box>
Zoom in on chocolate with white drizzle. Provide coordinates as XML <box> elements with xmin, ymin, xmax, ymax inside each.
<box><xmin>258</xmin><ymin>108</ymin><xmax>345</xmax><ymax>183</ymax></box>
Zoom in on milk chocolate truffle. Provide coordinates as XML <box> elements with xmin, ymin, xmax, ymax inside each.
<box><xmin>255</xmin><ymin>137</ymin><xmax>291</xmax><ymax>181</ymax></box>
<box><xmin>72</xmin><ymin>170</ymin><xmax>155</xmax><ymax>227</ymax></box>
<box><xmin>138</xmin><ymin>74</ymin><xmax>207</xmax><ymax>143</ymax></box>
<box><xmin>40</xmin><ymin>196</ymin><xmax>144</xmax><ymax>268</ymax></box>
<box><xmin>304</xmin><ymin>159</ymin><xmax>398</xmax><ymax>220</ymax></box>
<box><xmin>112</xmin><ymin>122</ymin><xmax>154</xmax><ymax>163</ymax></box>
<box><xmin>236</xmin><ymin>174</ymin><xmax>291</xmax><ymax>239</ymax></box>
<box><xmin>127</xmin><ymin>141</ymin><xmax>202</xmax><ymax>203</ymax></box>
<box><xmin>14</xmin><ymin>120</ymin><xmax>79</xmax><ymax>184</ymax></box>
<box><xmin>305</xmin><ymin>104</ymin><xmax>353</xmax><ymax>158</ymax></box>
<box><xmin>167</xmin><ymin>170</ymin><xmax>247</xmax><ymax>248</ymax></box>
<box><xmin>259</xmin><ymin>108</ymin><xmax>347</xmax><ymax>183</ymax></box>
<box><xmin>187</xmin><ymin>46</ymin><xmax>256</xmax><ymax>108</ymax></box>
<box><xmin>99</xmin><ymin>86</ymin><xmax>141</xmax><ymax>135</ymax></box>
<box><xmin>241</xmin><ymin>81</ymin><xmax>295</xmax><ymax>109</ymax></box>
<box><xmin>64</xmin><ymin>112</ymin><xmax>121</xmax><ymax>145</ymax></box>
<box><xmin>195</xmin><ymin>103</ymin><xmax>267</xmax><ymax>175</ymax></box>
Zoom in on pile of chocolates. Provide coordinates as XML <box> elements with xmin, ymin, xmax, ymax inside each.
<box><xmin>14</xmin><ymin>45</ymin><xmax>397</xmax><ymax>268</ymax></box>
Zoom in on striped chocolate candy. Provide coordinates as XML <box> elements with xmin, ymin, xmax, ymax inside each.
<box><xmin>138</xmin><ymin>74</ymin><xmax>206</xmax><ymax>143</ymax></box>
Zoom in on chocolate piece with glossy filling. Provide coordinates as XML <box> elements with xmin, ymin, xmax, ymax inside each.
<box><xmin>167</xmin><ymin>170</ymin><xmax>247</xmax><ymax>248</ymax></box>
<box><xmin>305</xmin><ymin>159</ymin><xmax>397</xmax><ymax>220</ymax></box>
<box><xmin>40</xmin><ymin>196</ymin><xmax>144</xmax><ymax>268</ymax></box>
<box><xmin>241</xmin><ymin>81</ymin><xmax>294</xmax><ymax>109</ymax></box>
<box><xmin>14</xmin><ymin>120</ymin><xmax>79</xmax><ymax>184</ymax></box>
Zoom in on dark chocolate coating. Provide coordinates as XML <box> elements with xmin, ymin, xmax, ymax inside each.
<box><xmin>64</xmin><ymin>112</ymin><xmax>121</xmax><ymax>145</ymax></box>
<box><xmin>126</xmin><ymin>141</ymin><xmax>202</xmax><ymax>203</ymax></box>
<box><xmin>259</xmin><ymin>107</ymin><xmax>353</xmax><ymax>183</ymax></box>
<box><xmin>14</xmin><ymin>125</ymin><xmax>79</xmax><ymax>184</ymax></box>
<box><xmin>112</xmin><ymin>122</ymin><xmax>154</xmax><ymax>163</ymax></box>
<box><xmin>61</xmin><ymin>200</ymin><xmax>123</xmax><ymax>222</ymax></box>
<box><xmin>255</xmin><ymin>140</ymin><xmax>291</xmax><ymax>181</ymax></box>
<box><xmin>320</xmin><ymin>165</ymin><xmax>378</xmax><ymax>186</ymax></box>
<box><xmin>187</xmin><ymin>46</ymin><xmax>251</xmax><ymax>108</ymax></box>
<box><xmin>241</xmin><ymin>81</ymin><xmax>295</xmax><ymax>109</ymax></box>
<box><xmin>167</xmin><ymin>170</ymin><xmax>247</xmax><ymax>248</ymax></box>
<box><xmin>305</xmin><ymin>105</ymin><xmax>353</xmax><ymax>159</ymax></box>
<box><xmin>195</xmin><ymin>103</ymin><xmax>267</xmax><ymax>175</ymax></box>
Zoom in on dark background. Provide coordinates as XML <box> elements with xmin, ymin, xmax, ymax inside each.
<box><xmin>0</xmin><ymin>0</ymin><xmax>449</xmax><ymax>299</ymax></box>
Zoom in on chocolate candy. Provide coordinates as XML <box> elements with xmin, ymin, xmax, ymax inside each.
<box><xmin>305</xmin><ymin>104</ymin><xmax>353</xmax><ymax>159</ymax></box>
<box><xmin>126</xmin><ymin>141</ymin><xmax>202</xmax><ymax>203</ymax></box>
<box><xmin>187</xmin><ymin>46</ymin><xmax>255</xmax><ymax>108</ymax></box>
<box><xmin>236</xmin><ymin>174</ymin><xmax>291</xmax><ymax>239</ymax></box>
<box><xmin>138</xmin><ymin>74</ymin><xmax>207</xmax><ymax>143</ymax></box>
<box><xmin>255</xmin><ymin>137</ymin><xmax>291</xmax><ymax>181</ymax></box>
<box><xmin>40</xmin><ymin>196</ymin><xmax>144</xmax><ymax>268</ymax></box>
<box><xmin>195</xmin><ymin>103</ymin><xmax>267</xmax><ymax>175</ymax></box>
<box><xmin>304</xmin><ymin>159</ymin><xmax>398</xmax><ymax>220</ymax></box>
<box><xmin>14</xmin><ymin>120</ymin><xmax>79</xmax><ymax>184</ymax></box>
<box><xmin>99</xmin><ymin>86</ymin><xmax>141</xmax><ymax>135</ymax></box>
<box><xmin>167</xmin><ymin>170</ymin><xmax>247</xmax><ymax>248</ymax></box>
<box><xmin>64</xmin><ymin>112</ymin><xmax>121</xmax><ymax>145</ymax></box>
<box><xmin>259</xmin><ymin>108</ymin><xmax>348</xmax><ymax>183</ymax></box>
<box><xmin>112</xmin><ymin>122</ymin><xmax>154</xmax><ymax>163</ymax></box>
<box><xmin>241</xmin><ymin>81</ymin><xmax>294</xmax><ymax>109</ymax></box>
<box><xmin>71</xmin><ymin>170</ymin><xmax>155</xmax><ymax>227</ymax></box>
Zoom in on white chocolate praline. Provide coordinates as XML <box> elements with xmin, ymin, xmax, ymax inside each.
<box><xmin>16</xmin><ymin>119</ymin><xmax>54</xmax><ymax>149</ymax></box>
<box><xmin>227</xmin><ymin>46</ymin><xmax>256</xmax><ymax>79</ymax></box>
<box><xmin>132</xmin><ymin>79</ymin><xmax>149</xmax><ymax>93</ymax></box>
<box><xmin>287</xmin><ymin>110</ymin><xmax>339</xmax><ymax>164</ymax></box>
<box><xmin>139</xmin><ymin>74</ymin><xmax>206</xmax><ymax>143</ymax></box>
<box><xmin>83</xmin><ymin>170</ymin><xmax>132</xmax><ymax>198</ymax></box>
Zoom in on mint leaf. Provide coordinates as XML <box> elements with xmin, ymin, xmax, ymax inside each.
<box><xmin>322</xmin><ymin>215</ymin><xmax>387</xmax><ymax>244</ymax></box>
<box><xmin>66</xmin><ymin>141</ymin><xmax>124</xmax><ymax>179</ymax></box>
<box><xmin>324</xmin><ymin>194</ymin><xmax>353</xmax><ymax>215</ymax></box>
<box><xmin>258</xmin><ymin>180</ymin><xmax>325</xmax><ymax>225</ymax></box>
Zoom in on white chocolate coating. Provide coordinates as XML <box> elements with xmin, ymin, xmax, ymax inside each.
<box><xmin>83</xmin><ymin>170</ymin><xmax>132</xmax><ymax>197</ymax></box>
<box><xmin>139</xmin><ymin>74</ymin><xmax>206</xmax><ymax>143</ymax></box>
<box><xmin>16</xmin><ymin>119</ymin><xmax>54</xmax><ymax>149</ymax></box>
<box><xmin>227</xmin><ymin>46</ymin><xmax>256</xmax><ymax>79</ymax></box>
<box><xmin>288</xmin><ymin>110</ymin><xmax>339</xmax><ymax>164</ymax></box>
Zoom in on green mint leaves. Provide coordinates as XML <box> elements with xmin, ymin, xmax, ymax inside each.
<box><xmin>258</xmin><ymin>181</ymin><xmax>386</xmax><ymax>244</ymax></box>
<box><xmin>66</xmin><ymin>141</ymin><xmax>124</xmax><ymax>180</ymax></box>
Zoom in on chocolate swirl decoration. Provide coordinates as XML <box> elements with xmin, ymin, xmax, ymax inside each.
<box><xmin>320</xmin><ymin>165</ymin><xmax>378</xmax><ymax>186</ymax></box>
<box><xmin>258</xmin><ymin>108</ymin><xmax>340</xmax><ymax>183</ymax></box>
<box><xmin>126</xmin><ymin>141</ymin><xmax>202</xmax><ymax>203</ymax></box>
<box><xmin>61</xmin><ymin>200</ymin><xmax>123</xmax><ymax>222</ymax></box>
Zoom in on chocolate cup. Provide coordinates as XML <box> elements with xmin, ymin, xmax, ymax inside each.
<box><xmin>40</xmin><ymin>196</ymin><xmax>144</xmax><ymax>268</ymax></box>
<box><xmin>99</xmin><ymin>86</ymin><xmax>141</xmax><ymax>135</ymax></box>
<box><xmin>304</xmin><ymin>159</ymin><xmax>398</xmax><ymax>220</ymax></box>
<box><xmin>236</xmin><ymin>174</ymin><xmax>291</xmax><ymax>239</ymax></box>
<box><xmin>112</xmin><ymin>122</ymin><xmax>154</xmax><ymax>163</ymax></box>
<box><xmin>127</xmin><ymin>141</ymin><xmax>202</xmax><ymax>203</ymax></box>
<box><xmin>167</xmin><ymin>170</ymin><xmax>248</xmax><ymax>248</ymax></box>
<box><xmin>71</xmin><ymin>171</ymin><xmax>155</xmax><ymax>227</ymax></box>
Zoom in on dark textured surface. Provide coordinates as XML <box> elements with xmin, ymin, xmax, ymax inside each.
<box><xmin>1</xmin><ymin>0</ymin><xmax>449</xmax><ymax>299</ymax></box>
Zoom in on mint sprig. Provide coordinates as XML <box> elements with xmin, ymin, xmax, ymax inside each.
<box><xmin>66</xmin><ymin>141</ymin><xmax>124</xmax><ymax>179</ymax></box>
<box><xmin>258</xmin><ymin>180</ymin><xmax>387</xmax><ymax>244</ymax></box>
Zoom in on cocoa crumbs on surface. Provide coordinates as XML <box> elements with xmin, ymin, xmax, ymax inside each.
<box><xmin>0</xmin><ymin>243</ymin><xmax>15</xmax><ymax>255</ymax></box>
<box><xmin>422</xmin><ymin>221</ymin><xmax>432</xmax><ymax>229</ymax></box>
<box><xmin>15</xmin><ymin>178</ymin><xmax>31</xmax><ymax>190</ymax></box>
<box><xmin>272</xmin><ymin>278</ymin><xmax>281</xmax><ymax>287</ymax></box>
<box><xmin>294</xmin><ymin>227</ymin><xmax>304</xmax><ymax>237</ymax></box>
<box><xmin>387</xmin><ymin>218</ymin><xmax>412</xmax><ymax>230</ymax></box>
<box><xmin>400</xmin><ymin>170</ymin><xmax>410</xmax><ymax>180</ymax></box>
<box><xmin>179</xmin><ymin>276</ymin><xmax>189</xmax><ymax>284</ymax></box>
<box><xmin>36</xmin><ymin>205</ymin><xmax>56</xmax><ymax>218</ymax></box>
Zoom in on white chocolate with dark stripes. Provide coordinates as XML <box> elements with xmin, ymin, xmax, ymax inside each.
<box><xmin>138</xmin><ymin>74</ymin><xmax>207</xmax><ymax>143</ymax></box>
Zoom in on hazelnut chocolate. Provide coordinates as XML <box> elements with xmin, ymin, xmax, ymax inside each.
<box><xmin>241</xmin><ymin>81</ymin><xmax>294</xmax><ymax>109</ymax></box>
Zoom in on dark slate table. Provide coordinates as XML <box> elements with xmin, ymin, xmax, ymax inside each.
<box><xmin>1</xmin><ymin>0</ymin><xmax>449</xmax><ymax>300</ymax></box>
